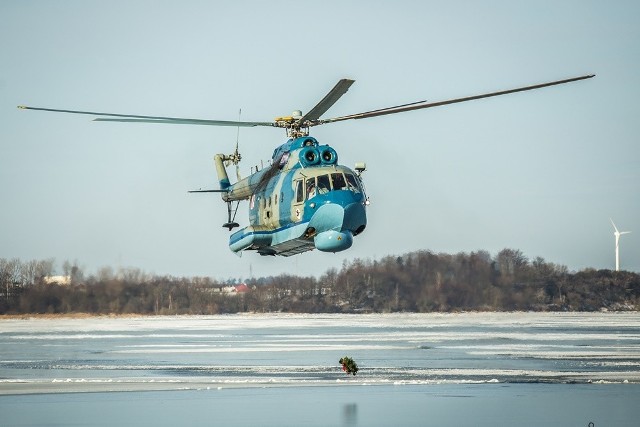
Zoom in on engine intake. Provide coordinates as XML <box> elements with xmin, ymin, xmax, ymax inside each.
<box><xmin>320</xmin><ymin>146</ymin><xmax>338</xmax><ymax>165</ymax></box>
<box><xmin>299</xmin><ymin>146</ymin><xmax>320</xmax><ymax>166</ymax></box>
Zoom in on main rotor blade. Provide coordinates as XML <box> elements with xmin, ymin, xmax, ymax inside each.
<box><xmin>93</xmin><ymin>118</ymin><xmax>273</xmax><ymax>127</ymax></box>
<box><xmin>17</xmin><ymin>106</ymin><xmax>275</xmax><ymax>127</ymax></box>
<box><xmin>349</xmin><ymin>99</ymin><xmax>429</xmax><ymax>116</ymax></box>
<box><xmin>188</xmin><ymin>189</ymin><xmax>229</xmax><ymax>193</ymax></box>
<box><xmin>317</xmin><ymin>74</ymin><xmax>595</xmax><ymax>125</ymax></box>
<box><xmin>298</xmin><ymin>78</ymin><xmax>354</xmax><ymax>124</ymax></box>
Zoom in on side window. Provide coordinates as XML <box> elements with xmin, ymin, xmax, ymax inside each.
<box><xmin>306</xmin><ymin>177</ymin><xmax>316</xmax><ymax>200</ymax></box>
<box><xmin>331</xmin><ymin>173</ymin><xmax>347</xmax><ymax>191</ymax></box>
<box><xmin>345</xmin><ymin>174</ymin><xmax>361</xmax><ymax>193</ymax></box>
<box><xmin>317</xmin><ymin>175</ymin><xmax>331</xmax><ymax>194</ymax></box>
<box><xmin>295</xmin><ymin>180</ymin><xmax>304</xmax><ymax>203</ymax></box>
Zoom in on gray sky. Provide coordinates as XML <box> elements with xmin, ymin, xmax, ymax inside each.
<box><xmin>1</xmin><ymin>0</ymin><xmax>638</xmax><ymax>280</ymax></box>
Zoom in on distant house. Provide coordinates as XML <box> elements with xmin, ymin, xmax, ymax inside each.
<box><xmin>235</xmin><ymin>283</ymin><xmax>250</xmax><ymax>293</ymax></box>
<box><xmin>219</xmin><ymin>283</ymin><xmax>251</xmax><ymax>295</ymax></box>
<box><xmin>43</xmin><ymin>275</ymin><xmax>71</xmax><ymax>286</ymax></box>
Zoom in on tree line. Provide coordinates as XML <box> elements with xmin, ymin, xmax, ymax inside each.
<box><xmin>1</xmin><ymin>249</ymin><xmax>638</xmax><ymax>315</ymax></box>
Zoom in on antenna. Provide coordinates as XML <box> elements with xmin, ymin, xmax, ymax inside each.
<box><xmin>610</xmin><ymin>218</ymin><xmax>632</xmax><ymax>271</ymax></box>
<box><xmin>233</xmin><ymin>108</ymin><xmax>242</xmax><ymax>181</ymax></box>
<box><xmin>235</xmin><ymin>108</ymin><xmax>241</xmax><ymax>151</ymax></box>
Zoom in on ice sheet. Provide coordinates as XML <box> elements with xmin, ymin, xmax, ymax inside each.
<box><xmin>2</xmin><ymin>312</ymin><xmax>639</xmax><ymax>395</ymax></box>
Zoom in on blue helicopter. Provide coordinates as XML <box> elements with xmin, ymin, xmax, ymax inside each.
<box><xmin>19</xmin><ymin>74</ymin><xmax>593</xmax><ymax>257</ymax></box>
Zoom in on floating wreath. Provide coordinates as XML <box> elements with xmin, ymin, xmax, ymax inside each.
<box><xmin>339</xmin><ymin>356</ymin><xmax>359</xmax><ymax>375</ymax></box>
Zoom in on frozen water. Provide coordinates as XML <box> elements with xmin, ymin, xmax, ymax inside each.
<box><xmin>1</xmin><ymin>313</ymin><xmax>639</xmax><ymax>426</ymax></box>
<box><xmin>1</xmin><ymin>312</ymin><xmax>639</xmax><ymax>391</ymax></box>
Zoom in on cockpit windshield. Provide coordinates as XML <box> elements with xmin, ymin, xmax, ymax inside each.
<box><xmin>331</xmin><ymin>173</ymin><xmax>347</xmax><ymax>190</ymax></box>
<box><xmin>345</xmin><ymin>173</ymin><xmax>361</xmax><ymax>193</ymax></box>
<box><xmin>317</xmin><ymin>175</ymin><xmax>331</xmax><ymax>194</ymax></box>
<box><xmin>305</xmin><ymin>172</ymin><xmax>362</xmax><ymax>199</ymax></box>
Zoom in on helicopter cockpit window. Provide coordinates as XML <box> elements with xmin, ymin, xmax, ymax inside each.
<box><xmin>306</xmin><ymin>177</ymin><xmax>316</xmax><ymax>200</ymax></box>
<box><xmin>295</xmin><ymin>180</ymin><xmax>304</xmax><ymax>203</ymax></box>
<box><xmin>317</xmin><ymin>175</ymin><xmax>331</xmax><ymax>195</ymax></box>
<box><xmin>345</xmin><ymin>173</ymin><xmax>361</xmax><ymax>193</ymax></box>
<box><xmin>331</xmin><ymin>173</ymin><xmax>347</xmax><ymax>191</ymax></box>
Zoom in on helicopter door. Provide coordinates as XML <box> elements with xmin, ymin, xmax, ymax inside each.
<box><xmin>292</xmin><ymin>179</ymin><xmax>304</xmax><ymax>222</ymax></box>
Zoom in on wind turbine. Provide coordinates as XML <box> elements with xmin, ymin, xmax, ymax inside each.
<box><xmin>610</xmin><ymin>218</ymin><xmax>631</xmax><ymax>271</ymax></box>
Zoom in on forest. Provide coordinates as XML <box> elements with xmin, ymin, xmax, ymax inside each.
<box><xmin>1</xmin><ymin>249</ymin><xmax>638</xmax><ymax>315</ymax></box>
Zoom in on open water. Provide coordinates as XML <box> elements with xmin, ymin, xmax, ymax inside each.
<box><xmin>1</xmin><ymin>312</ymin><xmax>638</xmax><ymax>426</ymax></box>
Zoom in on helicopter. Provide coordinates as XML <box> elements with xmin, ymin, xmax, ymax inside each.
<box><xmin>18</xmin><ymin>74</ymin><xmax>594</xmax><ymax>257</ymax></box>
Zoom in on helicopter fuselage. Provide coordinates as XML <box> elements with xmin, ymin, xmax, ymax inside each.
<box><xmin>216</xmin><ymin>136</ymin><xmax>368</xmax><ymax>256</ymax></box>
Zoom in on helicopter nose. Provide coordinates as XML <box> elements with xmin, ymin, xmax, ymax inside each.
<box><xmin>308</xmin><ymin>203</ymin><xmax>344</xmax><ymax>232</ymax></box>
<box><xmin>308</xmin><ymin>202</ymin><xmax>366</xmax><ymax>253</ymax></box>
<box><xmin>343</xmin><ymin>202</ymin><xmax>367</xmax><ymax>234</ymax></box>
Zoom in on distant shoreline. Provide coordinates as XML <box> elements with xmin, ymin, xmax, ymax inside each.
<box><xmin>2</xmin><ymin>310</ymin><xmax>638</xmax><ymax>320</ymax></box>
<box><xmin>0</xmin><ymin>313</ymin><xmax>147</xmax><ymax>320</ymax></box>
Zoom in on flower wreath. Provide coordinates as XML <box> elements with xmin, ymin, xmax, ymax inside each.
<box><xmin>339</xmin><ymin>356</ymin><xmax>359</xmax><ymax>375</ymax></box>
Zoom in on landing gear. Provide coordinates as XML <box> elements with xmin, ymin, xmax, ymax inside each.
<box><xmin>223</xmin><ymin>201</ymin><xmax>240</xmax><ymax>231</ymax></box>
